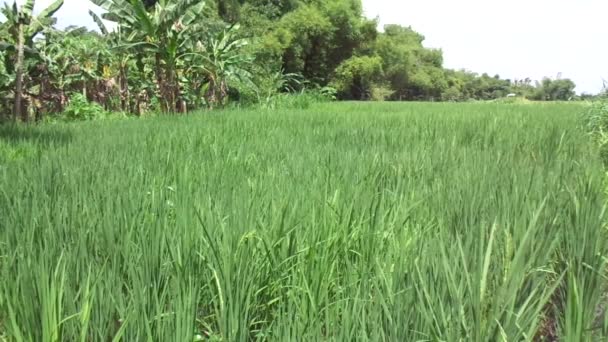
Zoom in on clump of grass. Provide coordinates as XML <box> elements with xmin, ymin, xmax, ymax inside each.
<box><xmin>583</xmin><ymin>99</ymin><xmax>608</xmax><ymax>166</ymax></box>
<box><xmin>492</xmin><ymin>96</ymin><xmax>532</xmax><ymax>104</ymax></box>
<box><xmin>0</xmin><ymin>102</ymin><xmax>606</xmax><ymax>340</ymax></box>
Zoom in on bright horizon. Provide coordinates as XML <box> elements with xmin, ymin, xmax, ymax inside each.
<box><xmin>363</xmin><ymin>0</ymin><xmax>608</xmax><ymax>95</ymax></box>
<box><xmin>2</xmin><ymin>0</ymin><xmax>607</xmax><ymax>94</ymax></box>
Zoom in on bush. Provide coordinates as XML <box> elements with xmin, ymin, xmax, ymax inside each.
<box><xmin>583</xmin><ymin>99</ymin><xmax>608</xmax><ymax>166</ymax></box>
<box><xmin>584</xmin><ymin>100</ymin><xmax>608</xmax><ymax>135</ymax></box>
<box><xmin>258</xmin><ymin>87</ymin><xmax>336</xmax><ymax>110</ymax></box>
<box><xmin>371</xmin><ymin>86</ymin><xmax>394</xmax><ymax>101</ymax></box>
<box><xmin>259</xmin><ymin>93</ymin><xmax>312</xmax><ymax>110</ymax></box>
<box><xmin>492</xmin><ymin>96</ymin><xmax>533</xmax><ymax>104</ymax></box>
<box><xmin>62</xmin><ymin>93</ymin><xmax>109</xmax><ymax>121</ymax></box>
<box><xmin>331</xmin><ymin>56</ymin><xmax>384</xmax><ymax>100</ymax></box>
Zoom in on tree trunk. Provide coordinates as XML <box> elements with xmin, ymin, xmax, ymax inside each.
<box><xmin>155</xmin><ymin>51</ymin><xmax>180</xmax><ymax>113</ymax></box>
<box><xmin>14</xmin><ymin>22</ymin><xmax>25</xmax><ymax>122</ymax></box>
<box><xmin>167</xmin><ymin>66</ymin><xmax>177</xmax><ymax>113</ymax></box>
<box><xmin>119</xmin><ymin>62</ymin><xmax>130</xmax><ymax>113</ymax></box>
<box><xmin>38</xmin><ymin>75</ymin><xmax>46</xmax><ymax>121</ymax></box>
<box><xmin>154</xmin><ymin>53</ymin><xmax>169</xmax><ymax>113</ymax></box>
<box><xmin>178</xmin><ymin>99</ymin><xmax>187</xmax><ymax>113</ymax></box>
<box><xmin>205</xmin><ymin>78</ymin><xmax>217</xmax><ymax>110</ymax></box>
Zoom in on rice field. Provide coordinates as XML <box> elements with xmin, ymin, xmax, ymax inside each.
<box><xmin>1</xmin><ymin>102</ymin><xmax>607</xmax><ymax>341</ymax></box>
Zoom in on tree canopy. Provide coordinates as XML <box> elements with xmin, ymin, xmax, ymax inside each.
<box><xmin>0</xmin><ymin>0</ymin><xmax>581</xmax><ymax>120</ymax></box>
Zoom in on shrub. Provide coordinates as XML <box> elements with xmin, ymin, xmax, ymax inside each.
<box><xmin>492</xmin><ymin>96</ymin><xmax>533</xmax><ymax>104</ymax></box>
<box><xmin>371</xmin><ymin>86</ymin><xmax>394</xmax><ymax>101</ymax></box>
<box><xmin>583</xmin><ymin>99</ymin><xmax>608</xmax><ymax>166</ymax></box>
<box><xmin>584</xmin><ymin>99</ymin><xmax>608</xmax><ymax>136</ymax></box>
<box><xmin>62</xmin><ymin>93</ymin><xmax>108</xmax><ymax>121</ymax></box>
<box><xmin>331</xmin><ymin>56</ymin><xmax>384</xmax><ymax>100</ymax></box>
<box><xmin>258</xmin><ymin>87</ymin><xmax>336</xmax><ymax>110</ymax></box>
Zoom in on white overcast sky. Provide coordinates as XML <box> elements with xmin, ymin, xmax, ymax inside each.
<box><xmin>3</xmin><ymin>0</ymin><xmax>607</xmax><ymax>94</ymax></box>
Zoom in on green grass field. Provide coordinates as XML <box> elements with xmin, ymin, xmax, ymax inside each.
<box><xmin>1</xmin><ymin>102</ymin><xmax>607</xmax><ymax>341</ymax></box>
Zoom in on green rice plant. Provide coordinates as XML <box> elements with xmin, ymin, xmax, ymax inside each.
<box><xmin>0</xmin><ymin>102</ymin><xmax>606</xmax><ymax>341</ymax></box>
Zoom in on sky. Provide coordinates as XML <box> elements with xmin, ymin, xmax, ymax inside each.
<box><xmin>364</xmin><ymin>0</ymin><xmax>608</xmax><ymax>94</ymax></box>
<box><xmin>3</xmin><ymin>0</ymin><xmax>607</xmax><ymax>94</ymax></box>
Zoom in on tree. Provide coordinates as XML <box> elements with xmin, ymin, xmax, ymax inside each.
<box><xmin>88</xmin><ymin>10</ymin><xmax>135</xmax><ymax>112</ymax></box>
<box><xmin>90</xmin><ymin>0</ymin><xmax>206</xmax><ymax>113</ymax></box>
<box><xmin>532</xmin><ymin>78</ymin><xmax>576</xmax><ymax>101</ymax></box>
<box><xmin>277</xmin><ymin>4</ymin><xmax>333</xmax><ymax>84</ymax></box>
<box><xmin>331</xmin><ymin>55</ymin><xmax>383</xmax><ymax>100</ymax></box>
<box><xmin>0</xmin><ymin>0</ymin><xmax>64</xmax><ymax>121</ymax></box>
<box><xmin>375</xmin><ymin>25</ymin><xmax>447</xmax><ymax>101</ymax></box>
<box><xmin>268</xmin><ymin>0</ymin><xmax>376</xmax><ymax>86</ymax></box>
<box><xmin>38</xmin><ymin>27</ymin><xmax>112</xmax><ymax>111</ymax></box>
<box><xmin>0</xmin><ymin>0</ymin><xmax>580</xmax><ymax>118</ymax></box>
<box><xmin>511</xmin><ymin>78</ymin><xmax>535</xmax><ymax>98</ymax></box>
<box><xmin>183</xmin><ymin>25</ymin><xmax>253</xmax><ymax>109</ymax></box>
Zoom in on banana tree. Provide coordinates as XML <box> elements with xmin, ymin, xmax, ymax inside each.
<box><xmin>38</xmin><ymin>27</ymin><xmax>110</xmax><ymax>112</ymax></box>
<box><xmin>0</xmin><ymin>50</ymin><xmax>14</xmax><ymax>118</ymax></box>
<box><xmin>90</xmin><ymin>0</ymin><xmax>206</xmax><ymax>113</ymax></box>
<box><xmin>184</xmin><ymin>25</ymin><xmax>253</xmax><ymax>109</ymax></box>
<box><xmin>0</xmin><ymin>0</ymin><xmax>64</xmax><ymax>121</ymax></box>
<box><xmin>89</xmin><ymin>10</ymin><xmax>134</xmax><ymax>112</ymax></box>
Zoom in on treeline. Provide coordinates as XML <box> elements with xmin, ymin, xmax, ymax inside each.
<box><xmin>0</xmin><ymin>0</ymin><xmax>580</xmax><ymax>121</ymax></box>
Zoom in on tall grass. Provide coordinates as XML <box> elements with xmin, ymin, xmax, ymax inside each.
<box><xmin>0</xmin><ymin>102</ymin><xmax>606</xmax><ymax>341</ymax></box>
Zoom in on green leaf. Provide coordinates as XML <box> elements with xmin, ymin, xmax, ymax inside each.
<box><xmin>23</xmin><ymin>0</ymin><xmax>63</xmax><ymax>40</ymax></box>
<box><xmin>0</xmin><ymin>42</ymin><xmax>15</xmax><ymax>52</ymax></box>
<box><xmin>35</xmin><ymin>0</ymin><xmax>64</xmax><ymax>22</ymax></box>
<box><xmin>21</xmin><ymin>0</ymin><xmax>35</xmax><ymax>18</ymax></box>
<box><xmin>89</xmin><ymin>0</ymin><xmax>112</xmax><ymax>10</ymax></box>
<box><xmin>88</xmin><ymin>10</ymin><xmax>108</xmax><ymax>35</ymax></box>
<box><xmin>129</xmin><ymin>0</ymin><xmax>154</xmax><ymax>35</ymax></box>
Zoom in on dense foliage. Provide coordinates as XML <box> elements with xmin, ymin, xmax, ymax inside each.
<box><xmin>0</xmin><ymin>0</ymin><xmax>588</xmax><ymax>120</ymax></box>
<box><xmin>0</xmin><ymin>0</ymin><xmax>584</xmax><ymax>121</ymax></box>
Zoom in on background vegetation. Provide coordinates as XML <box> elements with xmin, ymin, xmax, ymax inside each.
<box><xmin>0</xmin><ymin>0</ymin><xmax>591</xmax><ymax>122</ymax></box>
